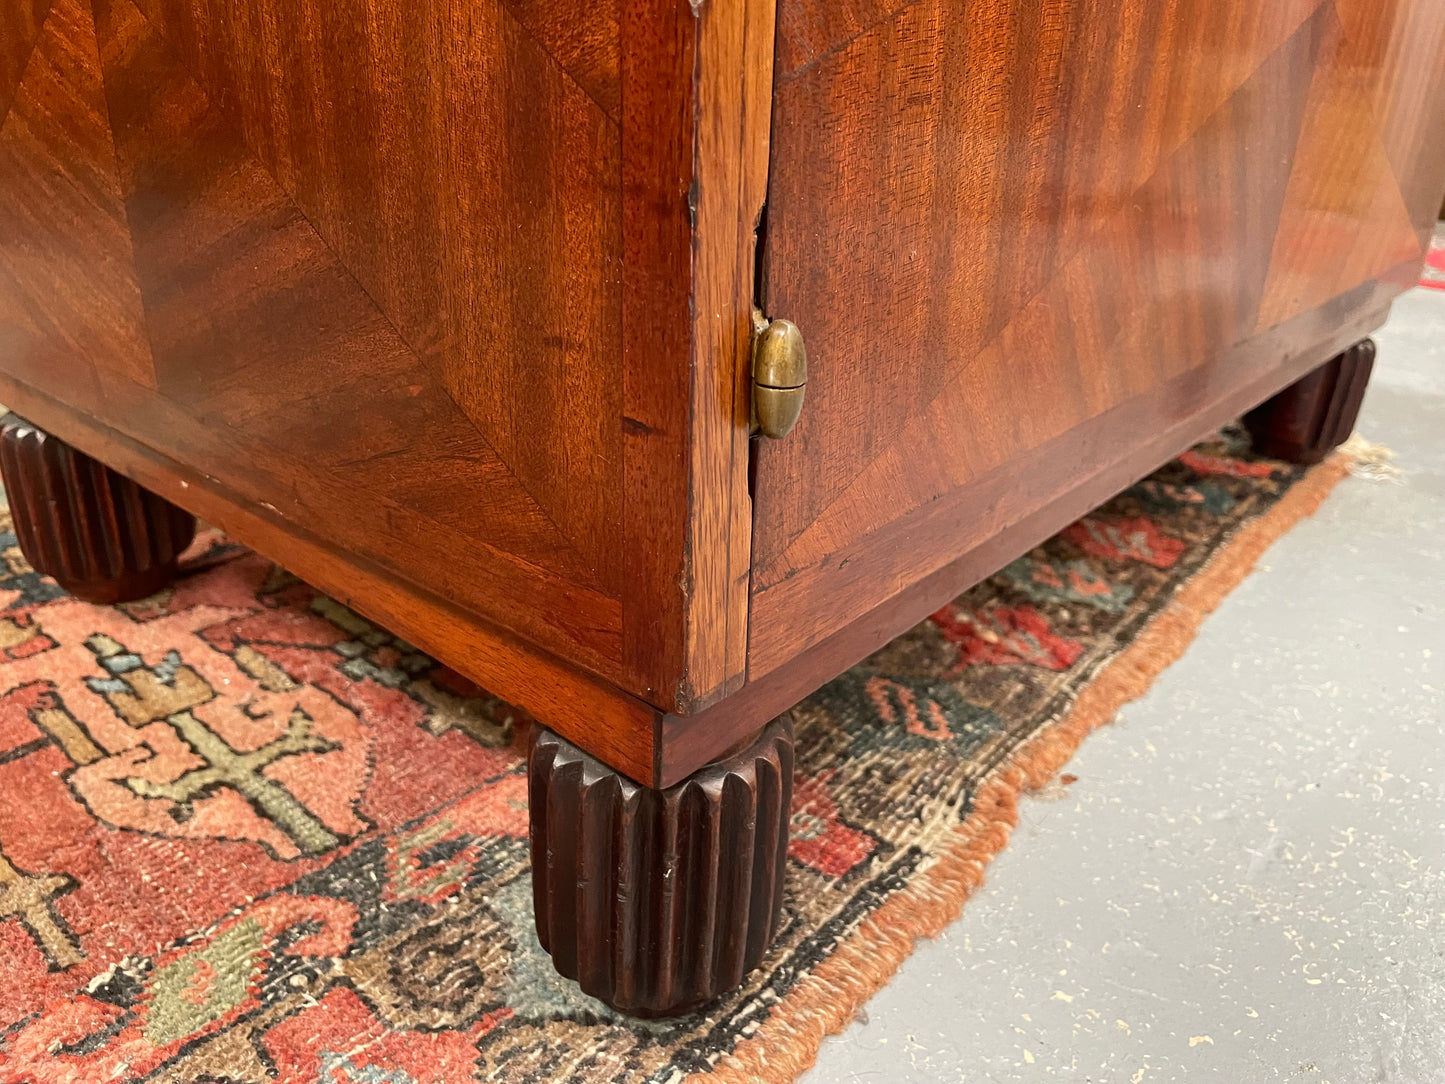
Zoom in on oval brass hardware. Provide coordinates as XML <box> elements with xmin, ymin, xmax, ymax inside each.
<box><xmin>751</xmin><ymin>315</ymin><xmax>807</xmax><ymax>439</ymax></box>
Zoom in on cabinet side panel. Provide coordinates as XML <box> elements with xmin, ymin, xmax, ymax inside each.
<box><xmin>0</xmin><ymin>0</ymin><xmax>706</xmax><ymax>706</ymax></box>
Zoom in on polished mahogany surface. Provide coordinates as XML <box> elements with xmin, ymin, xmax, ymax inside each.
<box><xmin>0</xmin><ymin>0</ymin><xmax>766</xmax><ymax>717</ymax></box>
<box><xmin>752</xmin><ymin>0</ymin><xmax>1445</xmax><ymax>675</ymax></box>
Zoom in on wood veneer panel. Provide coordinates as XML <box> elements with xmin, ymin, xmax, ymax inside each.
<box><xmin>682</xmin><ymin>0</ymin><xmax>777</xmax><ymax>710</ymax></box>
<box><xmin>0</xmin><ymin>0</ymin><xmax>759</xmax><ymax>715</ymax></box>
<box><xmin>616</xmin><ymin>0</ymin><xmax>696</xmax><ymax>707</ymax></box>
<box><xmin>1255</xmin><ymin>4</ymin><xmax>1435</xmax><ymax>330</ymax></box>
<box><xmin>760</xmin><ymin>0</ymin><xmax>1328</xmax><ymax>565</ymax></box>
<box><xmin>119</xmin><ymin>0</ymin><xmax>628</xmax><ymax>590</ymax></box>
<box><xmin>0</xmin><ymin>0</ymin><xmax>51</xmax><ymax>124</ymax></box>
<box><xmin>501</xmin><ymin>0</ymin><xmax>621</xmax><ymax>118</ymax></box>
<box><xmin>0</xmin><ymin>0</ymin><xmax>154</xmax><ymax>393</ymax></box>
<box><xmin>750</xmin><ymin>0</ymin><xmax>1441</xmax><ymax>677</ymax></box>
<box><xmin>1333</xmin><ymin>0</ymin><xmax>1445</xmax><ymax>249</ymax></box>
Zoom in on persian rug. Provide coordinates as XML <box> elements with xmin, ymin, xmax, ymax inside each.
<box><xmin>0</xmin><ymin>426</ymin><xmax>1350</xmax><ymax>1084</ymax></box>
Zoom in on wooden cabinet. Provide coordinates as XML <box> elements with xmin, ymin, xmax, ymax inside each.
<box><xmin>3</xmin><ymin>0</ymin><xmax>1443</xmax><ymax>1015</ymax></box>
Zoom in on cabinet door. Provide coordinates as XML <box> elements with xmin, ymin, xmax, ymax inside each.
<box><xmin>0</xmin><ymin>0</ymin><xmax>718</xmax><ymax>708</ymax></box>
<box><xmin>750</xmin><ymin>0</ymin><xmax>1445</xmax><ymax>676</ymax></box>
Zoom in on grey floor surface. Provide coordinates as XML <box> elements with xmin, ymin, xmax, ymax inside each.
<box><xmin>799</xmin><ymin>279</ymin><xmax>1445</xmax><ymax>1083</ymax></box>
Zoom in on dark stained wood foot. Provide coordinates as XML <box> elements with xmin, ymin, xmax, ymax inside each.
<box><xmin>1244</xmin><ymin>339</ymin><xmax>1376</xmax><ymax>465</ymax></box>
<box><xmin>0</xmin><ymin>413</ymin><xmax>197</xmax><ymax>604</ymax></box>
<box><xmin>529</xmin><ymin>714</ymin><xmax>794</xmax><ymax>1017</ymax></box>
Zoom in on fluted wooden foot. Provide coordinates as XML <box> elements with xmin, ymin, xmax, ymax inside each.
<box><xmin>1244</xmin><ymin>339</ymin><xmax>1375</xmax><ymax>465</ymax></box>
<box><xmin>528</xmin><ymin>715</ymin><xmax>794</xmax><ymax>1017</ymax></box>
<box><xmin>0</xmin><ymin>413</ymin><xmax>196</xmax><ymax>604</ymax></box>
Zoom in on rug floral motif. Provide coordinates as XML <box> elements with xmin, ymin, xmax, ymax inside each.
<box><xmin>0</xmin><ymin>426</ymin><xmax>1344</xmax><ymax>1084</ymax></box>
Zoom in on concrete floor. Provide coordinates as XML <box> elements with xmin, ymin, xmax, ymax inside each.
<box><xmin>801</xmin><ymin>278</ymin><xmax>1445</xmax><ymax>1083</ymax></box>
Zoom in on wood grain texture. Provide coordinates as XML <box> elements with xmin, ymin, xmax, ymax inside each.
<box><xmin>122</xmin><ymin>0</ymin><xmax>627</xmax><ymax>586</ymax></box>
<box><xmin>0</xmin><ymin>412</ymin><xmax>195</xmax><ymax>603</ymax></box>
<box><xmin>501</xmin><ymin>0</ymin><xmax>620</xmax><ymax>118</ymax></box>
<box><xmin>530</xmin><ymin>714</ymin><xmax>793</xmax><ymax>1016</ymax></box>
<box><xmin>616</xmin><ymin>0</ymin><xmax>696</xmax><ymax>707</ymax></box>
<box><xmin>1334</xmin><ymin>0</ymin><xmax>1445</xmax><ymax>250</ymax></box>
<box><xmin>0</xmin><ymin>0</ymin><xmax>51</xmax><ymax>125</ymax></box>
<box><xmin>0</xmin><ymin>0</ymin><xmax>761</xmax><ymax>716</ymax></box>
<box><xmin>0</xmin><ymin>0</ymin><xmax>153</xmax><ymax>393</ymax></box>
<box><xmin>681</xmin><ymin>0</ymin><xmax>777</xmax><ymax>710</ymax></box>
<box><xmin>749</xmin><ymin>0</ymin><xmax>1445</xmax><ymax>677</ymax></box>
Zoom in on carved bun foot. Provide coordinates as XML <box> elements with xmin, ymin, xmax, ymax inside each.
<box><xmin>529</xmin><ymin>715</ymin><xmax>794</xmax><ymax>1017</ymax></box>
<box><xmin>1244</xmin><ymin>339</ymin><xmax>1376</xmax><ymax>465</ymax></box>
<box><xmin>0</xmin><ymin>413</ymin><xmax>197</xmax><ymax>604</ymax></box>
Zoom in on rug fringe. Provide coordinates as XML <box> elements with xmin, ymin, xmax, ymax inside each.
<box><xmin>694</xmin><ymin>452</ymin><xmax>1352</xmax><ymax>1084</ymax></box>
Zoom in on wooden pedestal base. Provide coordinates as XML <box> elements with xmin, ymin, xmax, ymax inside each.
<box><xmin>528</xmin><ymin>715</ymin><xmax>794</xmax><ymax>1017</ymax></box>
<box><xmin>1245</xmin><ymin>339</ymin><xmax>1376</xmax><ymax>465</ymax></box>
<box><xmin>0</xmin><ymin>414</ymin><xmax>197</xmax><ymax>604</ymax></box>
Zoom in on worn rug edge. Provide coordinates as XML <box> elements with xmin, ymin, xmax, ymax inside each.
<box><xmin>695</xmin><ymin>451</ymin><xmax>1353</xmax><ymax>1084</ymax></box>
